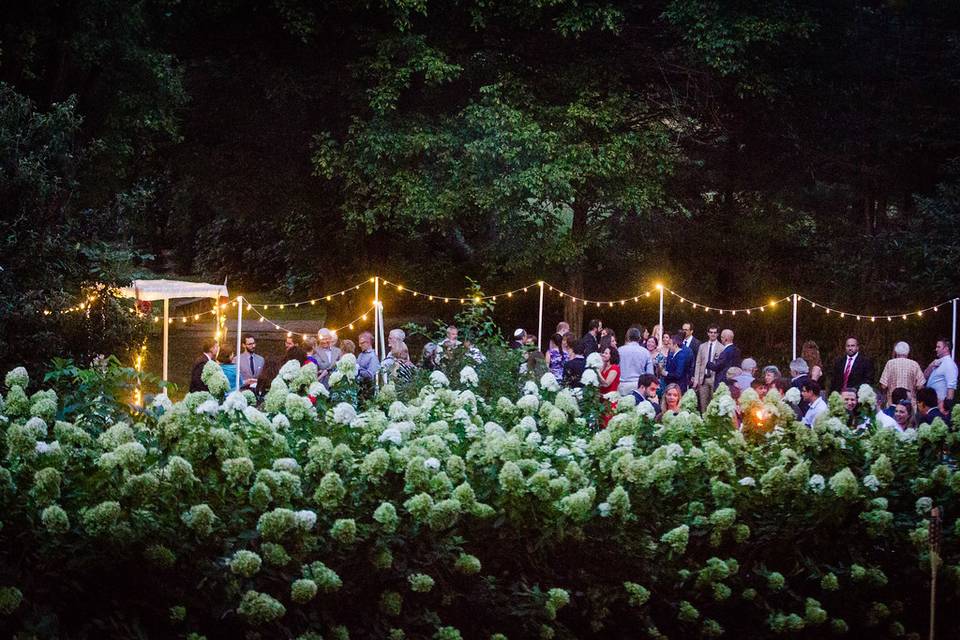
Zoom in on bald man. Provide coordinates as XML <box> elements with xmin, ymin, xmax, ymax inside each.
<box><xmin>706</xmin><ymin>329</ymin><xmax>742</xmax><ymax>389</ymax></box>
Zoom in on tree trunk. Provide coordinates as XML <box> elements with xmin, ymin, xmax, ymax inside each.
<box><xmin>563</xmin><ymin>269</ymin><xmax>585</xmax><ymax>337</ymax></box>
<box><xmin>563</xmin><ymin>202</ymin><xmax>589</xmax><ymax>336</ymax></box>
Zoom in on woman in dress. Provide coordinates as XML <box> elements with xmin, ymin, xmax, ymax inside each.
<box><xmin>656</xmin><ymin>383</ymin><xmax>683</xmax><ymax>422</ymax></box>
<box><xmin>598</xmin><ymin>346</ymin><xmax>621</xmax><ymax>428</ymax></box>
<box><xmin>802</xmin><ymin>341</ymin><xmax>824</xmax><ymax>382</ymax></box>
<box><xmin>545</xmin><ymin>332</ymin><xmax>566</xmax><ymax>380</ymax></box>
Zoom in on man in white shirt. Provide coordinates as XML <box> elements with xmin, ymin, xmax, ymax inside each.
<box><xmin>801</xmin><ymin>380</ymin><xmax>827</xmax><ymax>427</ymax></box>
<box><xmin>618</xmin><ymin>327</ymin><xmax>653</xmax><ymax>395</ymax></box>
<box><xmin>923</xmin><ymin>338</ymin><xmax>957</xmax><ymax>404</ymax></box>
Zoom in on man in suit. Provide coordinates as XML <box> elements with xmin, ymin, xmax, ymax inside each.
<box><xmin>706</xmin><ymin>329</ymin><xmax>741</xmax><ymax>389</ymax></box>
<box><xmin>580</xmin><ymin>319</ymin><xmax>602</xmax><ymax>356</ymax></box>
<box><xmin>662</xmin><ymin>333</ymin><xmax>693</xmax><ymax>392</ymax></box>
<box><xmin>190</xmin><ymin>338</ymin><xmax>220</xmax><ymax>393</ymax></box>
<box><xmin>831</xmin><ymin>336</ymin><xmax>874</xmax><ymax>392</ymax></box>
<box><xmin>693</xmin><ymin>325</ymin><xmax>720</xmax><ymax>410</ymax></box>
<box><xmin>679</xmin><ymin>322</ymin><xmax>700</xmax><ymax>384</ymax></box>
<box><xmin>788</xmin><ymin>358</ymin><xmax>811</xmax><ymax>415</ymax></box>
<box><xmin>315</xmin><ymin>328</ymin><xmax>343</xmax><ymax>385</ymax></box>
<box><xmin>237</xmin><ymin>334</ymin><xmax>264</xmax><ymax>389</ymax></box>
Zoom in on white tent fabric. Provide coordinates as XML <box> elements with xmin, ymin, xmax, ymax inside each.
<box><xmin>119</xmin><ymin>279</ymin><xmax>228</xmax><ymax>302</ymax></box>
<box><xmin>119</xmin><ymin>279</ymin><xmax>229</xmax><ymax>385</ymax></box>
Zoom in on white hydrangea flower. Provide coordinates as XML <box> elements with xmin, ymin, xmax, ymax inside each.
<box><xmin>896</xmin><ymin>427</ymin><xmax>918</xmax><ymax>442</ymax></box>
<box><xmin>271</xmin><ymin>414</ymin><xmax>290</xmax><ymax>431</ymax></box>
<box><xmin>784</xmin><ymin>387</ymin><xmax>801</xmax><ymax>404</ymax></box>
<box><xmin>294</xmin><ymin>510</ymin><xmax>317</xmax><ymax>531</ymax></box>
<box><xmin>273</xmin><ymin>458</ymin><xmax>300</xmax><ymax>473</ymax></box>
<box><xmin>862</xmin><ymin>474</ymin><xmax>880</xmax><ymax>492</ymax></box>
<box><xmin>586</xmin><ymin>352</ymin><xmax>603</xmax><ymax>370</ymax></box>
<box><xmin>465</xmin><ymin>424</ymin><xmax>480</xmax><ymax>438</ymax></box>
<box><xmin>857</xmin><ymin>383</ymin><xmax>877</xmax><ymax>410</ymax></box>
<box><xmin>385</xmin><ymin>401</ymin><xmax>405</xmax><ymax>420</ymax></box>
<box><xmin>459</xmin><ymin>365</ymin><xmax>479</xmax><ymax>386</ymax></box>
<box><xmin>580</xmin><ymin>369</ymin><xmax>599</xmax><ymax>387</ymax></box>
<box><xmin>616</xmin><ymin>436</ymin><xmax>635</xmax><ymax>450</ymax></box>
<box><xmin>738</xmin><ymin>476</ymin><xmax>756</xmax><ymax>487</ymax></box>
<box><xmin>598</xmin><ymin>502</ymin><xmax>612</xmax><ymax>517</ymax></box>
<box><xmin>332</xmin><ymin>402</ymin><xmax>357</xmax><ymax>425</ymax></box>
<box><xmin>150</xmin><ymin>393</ymin><xmax>173</xmax><ymax>412</ymax></box>
<box><xmin>808</xmin><ymin>474</ymin><xmax>826</xmax><ymax>493</ymax></box>
<box><xmin>221</xmin><ymin>391</ymin><xmax>248</xmax><ymax>412</ymax></box>
<box><xmin>618</xmin><ymin>394</ymin><xmax>636</xmax><ymax>409</ymax></box>
<box><xmin>336</xmin><ymin>353</ymin><xmax>359</xmax><ymax>376</ymax></box>
<box><xmin>516</xmin><ymin>394</ymin><xmax>540</xmax><ymax>413</ymax></box>
<box><xmin>555</xmin><ymin>447</ymin><xmax>572</xmax><ymax>458</ymax></box>
<box><xmin>243</xmin><ymin>405</ymin><xmax>270</xmax><ymax>428</ymax></box>
<box><xmin>716</xmin><ymin>394</ymin><xmax>737</xmax><ymax>417</ymax></box>
<box><xmin>308</xmin><ymin>381</ymin><xmax>329</xmax><ymax>398</ymax></box>
<box><xmin>523</xmin><ymin>380</ymin><xmax>539</xmax><ymax>396</ymax></box>
<box><xmin>279</xmin><ymin>359</ymin><xmax>302</xmax><ymax>381</ymax></box>
<box><xmin>526</xmin><ymin>431</ymin><xmax>542</xmax><ymax>445</ymax></box>
<box><xmin>518</xmin><ymin>416</ymin><xmax>538</xmax><ymax>432</ymax></box>
<box><xmin>35</xmin><ymin>441</ymin><xmax>54</xmax><ymax>454</ymax></box>
<box><xmin>452</xmin><ymin>408</ymin><xmax>471</xmax><ymax>424</ymax></box>
<box><xmin>635</xmin><ymin>400</ymin><xmax>656</xmax><ymax>419</ymax></box>
<box><xmin>378</xmin><ymin>427</ymin><xmax>403</xmax><ymax>445</ymax></box>
<box><xmin>603</xmin><ymin>391</ymin><xmax>620</xmax><ymax>403</ymax></box>
<box><xmin>328</xmin><ymin>371</ymin><xmax>344</xmax><ymax>387</ymax></box>
<box><xmin>540</xmin><ymin>372</ymin><xmax>561</xmax><ymax>392</ymax></box>
<box><xmin>423</xmin><ymin>457</ymin><xmax>441</xmax><ymax>471</ymax></box>
<box><xmin>25</xmin><ymin>417</ymin><xmax>48</xmax><ymax>438</ymax></box>
<box><xmin>664</xmin><ymin>443</ymin><xmax>684</xmax><ymax>458</ymax></box>
<box><xmin>484</xmin><ymin>422</ymin><xmax>506</xmax><ymax>437</ymax></box>
<box><xmin>915</xmin><ymin>496</ymin><xmax>933</xmax><ymax>515</ymax></box>
<box><xmin>429</xmin><ymin>370</ymin><xmax>450</xmax><ymax>387</ymax></box>
<box><xmin>195</xmin><ymin>399</ymin><xmax>220</xmax><ymax>416</ymax></box>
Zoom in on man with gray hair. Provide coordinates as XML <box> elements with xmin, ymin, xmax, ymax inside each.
<box><xmin>618</xmin><ymin>326</ymin><xmax>653</xmax><ymax>395</ymax></box>
<box><xmin>315</xmin><ymin>328</ymin><xmax>342</xmax><ymax>385</ymax></box>
<box><xmin>879</xmin><ymin>341</ymin><xmax>925</xmax><ymax>404</ymax></box>
<box><xmin>734</xmin><ymin>358</ymin><xmax>757</xmax><ymax>390</ymax></box>
<box><xmin>789</xmin><ymin>357</ymin><xmax>811</xmax><ymax>415</ymax></box>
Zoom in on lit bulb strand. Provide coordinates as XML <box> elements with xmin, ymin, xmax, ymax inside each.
<box><xmin>246</xmin><ymin>304</ymin><xmax>376</xmax><ymax>336</ymax></box>
<box><xmin>542</xmin><ymin>282</ymin><xmax>654</xmax><ymax>307</ymax></box>
<box><xmin>797</xmin><ymin>295</ymin><xmax>958</xmax><ymax>322</ymax></box>
<box><xmin>244</xmin><ymin>281</ymin><xmax>369</xmax><ymax>310</ymax></box>
<box><xmin>379</xmin><ymin>279</ymin><xmax>539</xmax><ymax>303</ymax></box>
<box><xmin>664</xmin><ymin>289</ymin><xmax>792</xmax><ymax>315</ymax></box>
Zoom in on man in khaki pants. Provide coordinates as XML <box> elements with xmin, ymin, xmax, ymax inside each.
<box><xmin>693</xmin><ymin>325</ymin><xmax>721</xmax><ymax>411</ymax></box>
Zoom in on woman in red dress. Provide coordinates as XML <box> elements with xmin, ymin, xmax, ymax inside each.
<box><xmin>598</xmin><ymin>346</ymin><xmax>621</xmax><ymax>428</ymax></box>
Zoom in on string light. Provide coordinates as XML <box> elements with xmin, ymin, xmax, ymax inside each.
<box><xmin>246</xmin><ymin>303</ymin><xmax>376</xmax><ymax>334</ymax></box>
<box><xmin>379</xmin><ymin>279</ymin><xmax>537</xmax><ymax>302</ymax></box>
<box><xmin>664</xmin><ymin>288</ymin><xmax>791</xmax><ymax>314</ymax></box>
<box><xmin>544</xmin><ymin>282</ymin><xmax>654</xmax><ymax>307</ymax></box>
<box><xmin>796</xmin><ymin>295</ymin><xmax>955</xmax><ymax>321</ymax></box>
<box><xmin>243</xmin><ymin>281</ymin><xmax>369</xmax><ymax>309</ymax></box>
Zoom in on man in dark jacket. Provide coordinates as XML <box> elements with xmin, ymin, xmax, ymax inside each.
<box><xmin>831</xmin><ymin>336</ymin><xmax>875</xmax><ymax>392</ymax></box>
<box><xmin>706</xmin><ymin>329</ymin><xmax>741</xmax><ymax>389</ymax></box>
<box><xmin>580</xmin><ymin>319</ymin><xmax>602</xmax><ymax>356</ymax></box>
<box><xmin>190</xmin><ymin>338</ymin><xmax>219</xmax><ymax>393</ymax></box>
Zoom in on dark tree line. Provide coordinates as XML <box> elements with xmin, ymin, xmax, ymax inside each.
<box><xmin>2</xmin><ymin>0</ymin><xmax>960</xmax><ymax>370</ymax></box>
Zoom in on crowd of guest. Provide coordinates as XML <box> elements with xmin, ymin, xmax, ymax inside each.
<box><xmin>188</xmin><ymin>316</ymin><xmax>957</xmax><ymax>433</ymax></box>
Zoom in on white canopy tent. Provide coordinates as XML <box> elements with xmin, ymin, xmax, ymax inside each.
<box><xmin>120</xmin><ymin>279</ymin><xmax>229</xmax><ymax>382</ymax></box>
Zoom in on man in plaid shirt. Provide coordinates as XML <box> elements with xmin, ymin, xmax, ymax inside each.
<box><xmin>878</xmin><ymin>341</ymin><xmax>925</xmax><ymax>405</ymax></box>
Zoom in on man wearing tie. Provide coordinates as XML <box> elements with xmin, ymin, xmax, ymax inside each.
<box><xmin>693</xmin><ymin>325</ymin><xmax>720</xmax><ymax>410</ymax></box>
<box><xmin>663</xmin><ymin>333</ymin><xmax>693</xmax><ymax>392</ymax></box>
<box><xmin>831</xmin><ymin>336</ymin><xmax>874</xmax><ymax>392</ymax></box>
<box><xmin>680</xmin><ymin>322</ymin><xmax>701</xmax><ymax>383</ymax></box>
<box><xmin>237</xmin><ymin>334</ymin><xmax>264</xmax><ymax>389</ymax></box>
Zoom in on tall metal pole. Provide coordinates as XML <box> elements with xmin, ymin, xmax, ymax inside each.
<box><xmin>162</xmin><ymin>298</ymin><xmax>169</xmax><ymax>385</ymax></box>
<box><xmin>235</xmin><ymin>296</ymin><xmax>243</xmax><ymax>391</ymax></box>
<box><xmin>952</xmin><ymin>298</ymin><xmax>957</xmax><ymax>360</ymax></box>
<box><xmin>374</xmin><ymin>277</ymin><xmax>381</xmax><ymax>359</ymax></box>
<box><xmin>658</xmin><ymin>285</ymin><xmax>664</xmax><ymax>332</ymax></box>
<box><xmin>792</xmin><ymin>293</ymin><xmax>799</xmax><ymax>361</ymax></box>
<box><xmin>537</xmin><ymin>281</ymin><xmax>544</xmax><ymax>351</ymax></box>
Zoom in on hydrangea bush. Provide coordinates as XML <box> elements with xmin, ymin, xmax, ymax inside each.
<box><xmin>0</xmin><ymin>359</ymin><xmax>959</xmax><ymax>638</ymax></box>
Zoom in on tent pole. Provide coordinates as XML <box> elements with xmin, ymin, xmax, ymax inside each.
<box><xmin>235</xmin><ymin>296</ymin><xmax>243</xmax><ymax>391</ymax></box>
<box><xmin>162</xmin><ymin>298</ymin><xmax>169</xmax><ymax>386</ymax></box>
<box><xmin>537</xmin><ymin>281</ymin><xmax>544</xmax><ymax>351</ymax></box>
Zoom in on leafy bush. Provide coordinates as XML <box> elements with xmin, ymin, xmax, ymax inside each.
<box><xmin>0</xmin><ymin>356</ymin><xmax>958</xmax><ymax>638</ymax></box>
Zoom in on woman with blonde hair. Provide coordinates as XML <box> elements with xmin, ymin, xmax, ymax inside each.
<box><xmin>801</xmin><ymin>340</ymin><xmax>824</xmax><ymax>382</ymax></box>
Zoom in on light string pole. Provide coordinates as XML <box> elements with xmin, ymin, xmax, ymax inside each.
<box><xmin>792</xmin><ymin>293</ymin><xmax>799</xmax><ymax>361</ymax></box>
<box><xmin>374</xmin><ymin>277</ymin><xmax>381</xmax><ymax>359</ymax></box>
<box><xmin>162</xmin><ymin>299</ymin><xmax>170</xmax><ymax>385</ymax></box>
<box><xmin>537</xmin><ymin>281</ymin><xmax>544</xmax><ymax>351</ymax></box>
<box><xmin>953</xmin><ymin>299</ymin><xmax>957</xmax><ymax>360</ymax></box>
<box><xmin>657</xmin><ymin>283</ymin><xmax>664</xmax><ymax>331</ymax></box>
<box><xmin>235</xmin><ymin>295</ymin><xmax>243</xmax><ymax>391</ymax></box>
